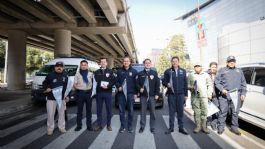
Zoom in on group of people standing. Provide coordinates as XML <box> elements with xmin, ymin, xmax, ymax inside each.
<box><xmin>42</xmin><ymin>55</ymin><xmax>246</xmax><ymax>136</ymax></box>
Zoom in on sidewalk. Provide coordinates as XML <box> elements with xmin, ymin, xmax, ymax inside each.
<box><xmin>0</xmin><ymin>88</ymin><xmax>33</xmax><ymax>118</ymax></box>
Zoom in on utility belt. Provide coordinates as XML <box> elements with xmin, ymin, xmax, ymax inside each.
<box><xmin>77</xmin><ymin>89</ymin><xmax>92</xmax><ymax>93</ymax></box>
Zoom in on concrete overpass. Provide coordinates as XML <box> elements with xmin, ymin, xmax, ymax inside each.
<box><xmin>0</xmin><ymin>0</ymin><xmax>137</xmax><ymax>90</ymax></box>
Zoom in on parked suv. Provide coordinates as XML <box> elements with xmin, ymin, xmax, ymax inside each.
<box><xmin>114</xmin><ymin>64</ymin><xmax>164</xmax><ymax>108</ymax></box>
<box><xmin>238</xmin><ymin>63</ymin><xmax>265</xmax><ymax>129</ymax></box>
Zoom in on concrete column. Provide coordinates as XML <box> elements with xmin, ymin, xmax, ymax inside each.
<box><xmin>54</xmin><ymin>29</ymin><xmax>71</xmax><ymax>57</ymax></box>
<box><xmin>107</xmin><ymin>57</ymin><xmax>114</xmax><ymax>69</ymax></box>
<box><xmin>7</xmin><ymin>30</ymin><xmax>27</xmax><ymax>90</ymax></box>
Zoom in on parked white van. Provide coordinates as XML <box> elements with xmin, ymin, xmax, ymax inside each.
<box><xmin>31</xmin><ymin>57</ymin><xmax>99</xmax><ymax>103</ymax></box>
<box><xmin>238</xmin><ymin>63</ymin><xmax>265</xmax><ymax>129</ymax></box>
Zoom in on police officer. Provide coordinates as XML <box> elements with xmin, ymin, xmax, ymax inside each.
<box><xmin>188</xmin><ymin>62</ymin><xmax>213</xmax><ymax>134</ymax></box>
<box><xmin>215</xmin><ymin>56</ymin><xmax>247</xmax><ymax>135</ymax></box>
<box><xmin>163</xmin><ymin>56</ymin><xmax>189</xmax><ymax>135</ymax></box>
<box><xmin>207</xmin><ymin>62</ymin><xmax>219</xmax><ymax>130</ymax></box>
<box><xmin>43</xmin><ymin>61</ymin><xmax>70</xmax><ymax>136</ymax></box>
<box><xmin>136</xmin><ymin>58</ymin><xmax>160</xmax><ymax>134</ymax></box>
<box><xmin>116</xmin><ymin>56</ymin><xmax>137</xmax><ymax>133</ymax></box>
<box><xmin>94</xmin><ymin>57</ymin><xmax>116</xmax><ymax>131</ymax></box>
<box><xmin>73</xmin><ymin>60</ymin><xmax>94</xmax><ymax>131</ymax></box>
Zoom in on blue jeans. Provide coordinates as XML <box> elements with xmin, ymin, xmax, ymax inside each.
<box><xmin>118</xmin><ymin>93</ymin><xmax>134</xmax><ymax>129</ymax></box>
<box><xmin>96</xmin><ymin>92</ymin><xmax>112</xmax><ymax>126</ymax></box>
<box><xmin>168</xmin><ymin>94</ymin><xmax>185</xmax><ymax>129</ymax></box>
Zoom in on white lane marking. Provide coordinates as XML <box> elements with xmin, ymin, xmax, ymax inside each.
<box><xmin>133</xmin><ymin>115</ymin><xmax>156</xmax><ymax>149</ymax></box>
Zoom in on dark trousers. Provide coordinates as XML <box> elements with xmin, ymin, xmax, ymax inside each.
<box><xmin>96</xmin><ymin>92</ymin><xmax>112</xmax><ymax>126</ymax></box>
<box><xmin>140</xmin><ymin>96</ymin><xmax>156</xmax><ymax>129</ymax></box>
<box><xmin>168</xmin><ymin>94</ymin><xmax>185</xmax><ymax>129</ymax></box>
<box><xmin>118</xmin><ymin>93</ymin><xmax>134</xmax><ymax>129</ymax></box>
<box><xmin>217</xmin><ymin>95</ymin><xmax>241</xmax><ymax>131</ymax></box>
<box><xmin>76</xmin><ymin>90</ymin><xmax>92</xmax><ymax>128</ymax></box>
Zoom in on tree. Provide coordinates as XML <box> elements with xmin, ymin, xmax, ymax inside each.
<box><xmin>0</xmin><ymin>40</ymin><xmax>6</xmax><ymax>68</ymax></box>
<box><xmin>156</xmin><ymin>35</ymin><xmax>192</xmax><ymax>75</ymax></box>
<box><xmin>26</xmin><ymin>47</ymin><xmax>53</xmax><ymax>74</ymax></box>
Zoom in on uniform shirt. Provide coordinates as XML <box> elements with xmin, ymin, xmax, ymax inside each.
<box><xmin>188</xmin><ymin>71</ymin><xmax>213</xmax><ymax>98</ymax></box>
<box><xmin>42</xmin><ymin>71</ymin><xmax>68</xmax><ymax>100</ymax></box>
<box><xmin>162</xmin><ymin>67</ymin><xmax>188</xmax><ymax>96</ymax></box>
<box><xmin>215</xmin><ymin>67</ymin><xmax>247</xmax><ymax>96</ymax></box>
<box><xmin>136</xmin><ymin>69</ymin><xmax>160</xmax><ymax>97</ymax></box>
<box><xmin>74</xmin><ymin>70</ymin><xmax>93</xmax><ymax>90</ymax></box>
<box><xmin>94</xmin><ymin>68</ymin><xmax>116</xmax><ymax>93</ymax></box>
<box><xmin>116</xmin><ymin>66</ymin><xmax>138</xmax><ymax>94</ymax></box>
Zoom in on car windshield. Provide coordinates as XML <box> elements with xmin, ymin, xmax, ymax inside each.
<box><xmin>36</xmin><ymin>65</ymin><xmax>78</xmax><ymax>76</ymax></box>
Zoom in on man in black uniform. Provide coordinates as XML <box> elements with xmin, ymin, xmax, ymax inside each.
<box><xmin>136</xmin><ymin>59</ymin><xmax>160</xmax><ymax>134</ymax></box>
<box><xmin>163</xmin><ymin>56</ymin><xmax>189</xmax><ymax>135</ymax></box>
<box><xmin>43</xmin><ymin>61</ymin><xmax>70</xmax><ymax>136</ymax></box>
<box><xmin>215</xmin><ymin>56</ymin><xmax>247</xmax><ymax>135</ymax></box>
<box><xmin>116</xmin><ymin>57</ymin><xmax>138</xmax><ymax>133</ymax></box>
<box><xmin>94</xmin><ymin>57</ymin><xmax>116</xmax><ymax>131</ymax></box>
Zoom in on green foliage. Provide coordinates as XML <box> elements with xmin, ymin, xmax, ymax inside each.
<box><xmin>156</xmin><ymin>35</ymin><xmax>192</xmax><ymax>75</ymax></box>
<box><xmin>26</xmin><ymin>47</ymin><xmax>53</xmax><ymax>74</ymax></box>
<box><xmin>0</xmin><ymin>40</ymin><xmax>6</xmax><ymax>68</ymax></box>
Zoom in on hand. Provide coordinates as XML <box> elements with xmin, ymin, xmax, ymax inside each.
<box><xmin>222</xmin><ymin>89</ymin><xmax>228</xmax><ymax>95</ymax></box>
<box><xmin>208</xmin><ymin>96</ymin><xmax>212</xmax><ymax>100</ymax></box>
<box><xmin>167</xmin><ymin>83</ymin><xmax>171</xmax><ymax>88</ymax></box>
<box><xmin>102</xmin><ymin>86</ymin><xmax>108</xmax><ymax>89</ymax></box>
<box><xmin>155</xmin><ymin>95</ymin><xmax>159</xmax><ymax>100</ymax></box>
<box><xmin>44</xmin><ymin>88</ymin><xmax>52</xmax><ymax>93</ymax></box>
<box><xmin>140</xmin><ymin>88</ymin><xmax>144</xmax><ymax>93</ymax></box>
<box><xmin>240</xmin><ymin>95</ymin><xmax>246</xmax><ymax>101</ymax></box>
<box><xmin>64</xmin><ymin>96</ymin><xmax>70</xmax><ymax>103</ymax></box>
<box><xmin>118</xmin><ymin>87</ymin><xmax>123</xmax><ymax>91</ymax></box>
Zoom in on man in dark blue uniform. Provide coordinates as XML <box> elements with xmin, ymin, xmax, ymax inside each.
<box><xmin>136</xmin><ymin>58</ymin><xmax>160</xmax><ymax>134</ymax></box>
<box><xmin>215</xmin><ymin>56</ymin><xmax>247</xmax><ymax>135</ymax></box>
<box><xmin>94</xmin><ymin>57</ymin><xmax>116</xmax><ymax>131</ymax></box>
<box><xmin>163</xmin><ymin>56</ymin><xmax>189</xmax><ymax>135</ymax></box>
<box><xmin>116</xmin><ymin>56</ymin><xmax>138</xmax><ymax>133</ymax></box>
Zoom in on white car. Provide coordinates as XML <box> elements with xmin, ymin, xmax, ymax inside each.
<box><xmin>31</xmin><ymin>57</ymin><xmax>99</xmax><ymax>103</ymax></box>
<box><xmin>238</xmin><ymin>63</ymin><xmax>265</xmax><ymax>129</ymax></box>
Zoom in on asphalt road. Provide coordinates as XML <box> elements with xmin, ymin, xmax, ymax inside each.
<box><xmin>0</xmin><ymin>96</ymin><xmax>265</xmax><ymax>149</ymax></box>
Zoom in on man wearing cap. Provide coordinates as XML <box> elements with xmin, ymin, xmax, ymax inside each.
<box><xmin>215</xmin><ymin>56</ymin><xmax>247</xmax><ymax>135</ymax></box>
<box><xmin>43</xmin><ymin>61</ymin><xmax>70</xmax><ymax>135</ymax></box>
<box><xmin>188</xmin><ymin>62</ymin><xmax>213</xmax><ymax>134</ymax></box>
<box><xmin>163</xmin><ymin>56</ymin><xmax>189</xmax><ymax>135</ymax></box>
<box><xmin>94</xmin><ymin>57</ymin><xmax>116</xmax><ymax>131</ymax></box>
<box><xmin>73</xmin><ymin>60</ymin><xmax>94</xmax><ymax>131</ymax></box>
<box><xmin>116</xmin><ymin>56</ymin><xmax>138</xmax><ymax>133</ymax></box>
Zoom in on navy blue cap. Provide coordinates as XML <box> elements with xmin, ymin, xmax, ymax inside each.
<box><xmin>55</xmin><ymin>61</ymin><xmax>64</xmax><ymax>67</ymax></box>
<box><xmin>227</xmin><ymin>56</ymin><xmax>236</xmax><ymax>62</ymax></box>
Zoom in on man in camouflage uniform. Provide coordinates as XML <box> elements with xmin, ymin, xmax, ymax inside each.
<box><xmin>188</xmin><ymin>62</ymin><xmax>213</xmax><ymax>134</ymax></box>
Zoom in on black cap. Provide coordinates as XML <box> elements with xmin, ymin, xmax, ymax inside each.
<box><xmin>227</xmin><ymin>56</ymin><xmax>236</xmax><ymax>62</ymax></box>
<box><xmin>55</xmin><ymin>61</ymin><xmax>64</xmax><ymax>67</ymax></box>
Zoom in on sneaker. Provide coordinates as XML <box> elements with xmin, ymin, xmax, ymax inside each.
<box><xmin>47</xmin><ymin>131</ymin><xmax>53</xmax><ymax>136</ymax></box>
<box><xmin>139</xmin><ymin>127</ymin><xmax>144</xmax><ymax>133</ymax></box>
<box><xmin>231</xmin><ymin>128</ymin><xmax>241</xmax><ymax>136</ymax></box>
<box><xmin>107</xmin><ymin>126</ymin><xmax>112</xmax><ymax>131</ymax></box>
<box><xmin>119</xmin><ymin>127</ymin><xmax>125</xmax><ymax>133</ymax></box>
<box><xmin>75</xmin><ymin>127</ymin><xmax>82</xmax><ymax>131</ymax></box>
<box><xmin>59</xmin><ymin>128</ymin><xmax>67</xmax><ymax>133</ymax></box>
<box><xmin>217</xmin><ymin>129</ymin><xmax>224</xmax><ymax>135</ymax></box>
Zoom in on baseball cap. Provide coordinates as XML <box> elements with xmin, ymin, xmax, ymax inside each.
<box><xmin>55</xmin><ymin>61</ymin><xmax>64</xmax><ymax>67</ymax></box>
<box><xmin>227</xmin><ymin>56</ymin><xmax>236</xmax><ymax>62</ymax></box>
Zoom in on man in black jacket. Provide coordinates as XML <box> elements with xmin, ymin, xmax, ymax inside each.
<box><xmin>163</xmin><ymin>56</ymin><xmax>189</xmax><ymax>135</ymax></box>
<box><xmin>94</xmin><ymin>57</ymin><xmax>116</xmax><ymax>131</ymax></box>
<box><xmin>43</xmin><ymin>61</ymin><xmax>70</xmax><ymax>136</ymax></box>
<box><xmin>136</xmin><ymin>59</ymin><xmax>160</xmax><ymax>134</ymax></box>
<box><xmin>116</xmin><ymin>57</ymin><xmax>138</xmax><ymax>133</ymax></box>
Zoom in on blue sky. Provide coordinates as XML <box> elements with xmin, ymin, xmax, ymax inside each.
<box><xmin>127</xmin><ymin>0</ymin><xmax>206</xmax><ymax>61</ymax></box>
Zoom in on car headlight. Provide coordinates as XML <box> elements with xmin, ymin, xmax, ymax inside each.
<box><xmin>32</xmin><ymin>83</ymin><xmax>40</xmax><ymax>90</ymax></box>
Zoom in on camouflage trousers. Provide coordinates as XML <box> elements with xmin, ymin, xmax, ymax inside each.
<box><xmin>191</xmin><ymin>97</ymin><xmax>208</xmax><ymax>123</ymax></box>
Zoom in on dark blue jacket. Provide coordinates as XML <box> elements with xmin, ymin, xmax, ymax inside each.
<box><xmin>116</xmin><ymin>66</ymin><xmax>138</xmax><ymax>94</ymax></box>
<box><xmin>136</xmin><ymin>69</ymin><xmax>160</xmax><ymax>97</ymax></box>
<box><xmin>94</xmin><ymin>68</ymin><xmax>116</xmax><ymax>93</ymax></box>
<box><xmin>162</xmin><ymin>67</ymin><xmax>188</xmax><ymax>96</ymax></box>
<box><xmin>42</xmin><ymin>71</ymin><xmax>68</xmax><ymax>101</ymax></box>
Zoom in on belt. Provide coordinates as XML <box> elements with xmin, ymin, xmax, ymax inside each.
<box><xmin>77</xmin><ymin>89</ymin><xmax>92</xmax><ymax>93</ymax></box>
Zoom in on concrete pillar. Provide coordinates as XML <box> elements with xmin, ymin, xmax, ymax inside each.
<box><xmin>7</xmin><ymin>30</ymin><xmax>27</xmax><ymax>90</ymax></box>
<box><xmin>54</xmin><ymin>29</ymin><xmax>71</xmax><ymax>57</ymax></box>
<box><xmin>107</xmin><ymin>57</ymin><xmax>114</xmax><ymax>69</ymax></box>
